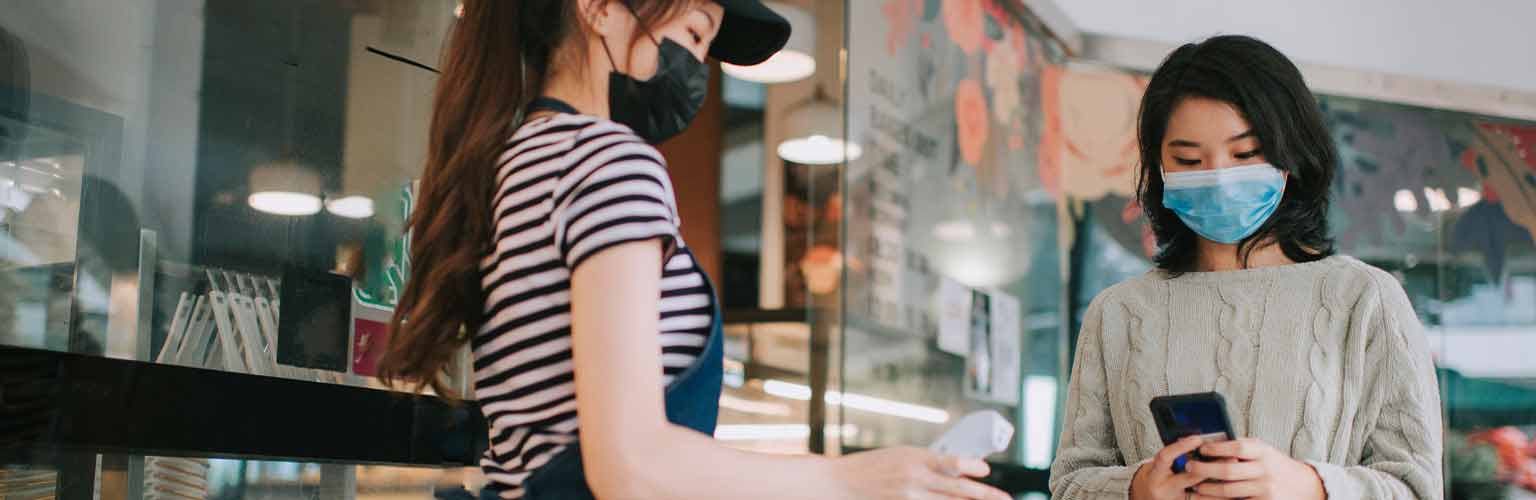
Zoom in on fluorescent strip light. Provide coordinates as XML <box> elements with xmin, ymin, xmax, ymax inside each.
<box><xmin>719</xmin><ymin>394</ymin><xmax>793</xmax><ymax>416</ymax></box>
<box><xmin>714</xmin><ymin>424</ymin><xmax>859</xmax><ymax>441</ymax></box>
<box><xmin>1024</xmin><ymin>376</ymin><xmax>1058</xmax><ymax>468</ymax></box>
<box><xmin>325</xmin><ymin>195</ymin><xmax>375</xmax><ymax>219</ymax></box>
<box><xmin>762</xmin><ymin>379</ymin><xmax>812</xmax><ymax>399</ymax></box>
<box><xmin>762</xmin><ymin>380</ymin><xmax>950</xmax><ymax>424</ymax></box>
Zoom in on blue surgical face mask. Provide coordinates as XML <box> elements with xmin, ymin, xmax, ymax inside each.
<box><xmin>1161</xmin><ymin>163</ymin><xmax>1286</xmax><ymax>244</ymax></box>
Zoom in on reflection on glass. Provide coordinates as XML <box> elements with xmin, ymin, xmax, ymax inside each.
<box><xmin>0</xmin><ymin>0</ymin><xmax>469</xmax><ymax>391</ymax></box>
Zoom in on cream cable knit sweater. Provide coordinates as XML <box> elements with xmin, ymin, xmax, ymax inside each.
<box><xmin>1050</xmin><ymin>256</ymin><xmax>1443</xmax><ymax>499</ymax></box>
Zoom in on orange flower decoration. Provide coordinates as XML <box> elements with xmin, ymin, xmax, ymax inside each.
<box><xmin>942</xmin><ymin>0</ymin><xmax>985</xmax><ymax>55</ymax></box>
<box><xmin>954</xmin><ymin>78</ymin><xmax>990</xmax><ymax>166</ymax></box>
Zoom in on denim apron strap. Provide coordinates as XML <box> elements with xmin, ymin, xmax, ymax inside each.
<box><xmin>526</xmin><ymin>97</ymin><xmax>579</xmax><ymax>115</ymax></box>
<box><xmin>520</xmin><ymin>262</ymin><xmax>724</xmax><ymax>500</ymax></box>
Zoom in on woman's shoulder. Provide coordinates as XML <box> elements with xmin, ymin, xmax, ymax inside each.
<box><xmin>509</xmin><ymin>114</ymin><xmax>659</xmax><ymax>159</ymax></box>
<box><xmin>1327</xmin><ymin>255</ymin><xmax>1419</xmax><ymax>319</ymax></box>
<box><xmin>1285</xmin><ymin>255</ymin><xmax>1413</xmax><ymax>310</ymax></box>
<box><xmin>1084</xmin><ymin>272</ymin><xmax>1164</xmax><ymax>311</ymax></box>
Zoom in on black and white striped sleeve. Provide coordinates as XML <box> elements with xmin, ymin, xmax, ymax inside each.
<box><xmin>551</xmin><ymin>129</ymin><xmax>680</xmax><ymax>271</ymax></box>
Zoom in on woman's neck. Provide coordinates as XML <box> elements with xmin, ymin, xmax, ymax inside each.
<box><xmin>1194</xmin><ymin>238</ymin><xmax>1295</xmax><ymax>272</ymax></box>
<box><xmin>540</xmin><ymin>70</ymin><xmax>608</xmax><ymax>119</ymax></box>
<box><xmin>537</xmin><ymin>43</ymin><xmax>612</xmax><ymax>119</ymax></box>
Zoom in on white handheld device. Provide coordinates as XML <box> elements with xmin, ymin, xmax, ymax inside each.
<box><xmin>929</xmin><ymin>410</ymin><xmax>1014</xmax><ymax>459</ymax></box>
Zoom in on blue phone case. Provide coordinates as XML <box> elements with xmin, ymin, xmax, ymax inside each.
<box><xmin>1149</xmin><ymin>392</ymin><xmax>1236</xmax><ymax>473</ymax></box>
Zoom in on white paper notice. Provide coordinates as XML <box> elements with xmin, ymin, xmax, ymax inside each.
<box><xmin>988</xmin><ymin>290</ymin><xmax>1022</xmax><ymax>405</ymax></box>
<box><xmin>937</xmin><ymin>278</ymin><xmax>972</xmax><ymax>356</ymax></box>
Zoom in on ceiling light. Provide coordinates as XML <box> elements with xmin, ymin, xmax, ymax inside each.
<box><xmin>720</xmin><ymin>2</ymin><xmax>815</xmax><ymax>84</ymax></box>
<box><xmin>1456</xmin><ymin>187</ymin><xmax>1481</xmax><ymax>208</ymax></box>
<box><xmin>248</xmin><ymin>192</ymin><xmax>322</xmax><ymax>216</ymax></box>
<box><xmin>249</xmin><ymin>161</ymin><xmax>323</xmax><ymax>216</ymax></box>
<box><xmin>326</xmin><ymin>195</ymin><xmax>375</xmax><ymax>219</ymax></box>
<box><xmin>724</xmin><ymin>51</ymin><xmax>816</xmax><ymax>85</ymax></box>
<box><xmin>778</xmin><ymin>98</ymin><xmax>862</xmax><ymax>165</ymax></box>
<box><xmin>1393</xmin><ymin>189</ymin><xmax>1418</xmax><ymax>213</ymax></box>
<box><xmin>1423</xmin><ymin>187</ymin><xmax>1453</xmax><ymax>213</ymax></box>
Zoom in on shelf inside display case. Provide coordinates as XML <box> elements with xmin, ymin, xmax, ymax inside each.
<box><xmin>0</xmin><ymin>344</ymin><xmax>487</xmax><ymax>467</ymax></box>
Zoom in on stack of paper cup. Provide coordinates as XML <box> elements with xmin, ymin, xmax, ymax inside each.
<box><xmin>0</xmin><ymin>468</ymin><xmax>57</xmax><ymax>499</ymax></box>
<box><xmin>144</xmin><ymin>457</ymin><xmax>210</xmax><ymax>500</ymax></box>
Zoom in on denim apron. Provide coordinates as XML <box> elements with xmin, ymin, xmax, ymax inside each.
<box><xmin>486</xmin><ymin>97</ymin><xmax>725</xmax><ymax>500</ymax></box>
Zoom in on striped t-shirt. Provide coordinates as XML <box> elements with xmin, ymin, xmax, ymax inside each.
<box><xmin>474</xmin><ymin>113</ymin><xmax>715</xmax><ymax>498</ymax></box>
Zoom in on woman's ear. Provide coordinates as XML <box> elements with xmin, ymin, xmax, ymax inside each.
<box><xmin>580</xmin><ymin>0</ymin><xmax>619</xmax><ymax>39</ymax></box>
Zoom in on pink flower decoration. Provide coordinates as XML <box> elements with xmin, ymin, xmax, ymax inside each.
<box><xmin>1481</xmin><ymin>123</ymin><xmax>1536</xmax><ymax>170</ymax></box>
<box><xmin>1121</xmin><ymin>199</ymin><xmax>1158</xmax><ymax>258</ymax></box>
<box><xmin>1037</xmin><ymin>64</ymin><xmax>1064</xmax><ymax>196</ymax></box>
<box><xmin>982</xmin><ymin>0</ymin><xmax>1009</xmax><ymax>23</ymax></box>
<box><xmin>1008</xmin><ymin>23</ymin><xmax>1029</xmax><ymax>68</ymax></box>
<box><xmin>954</xmin><ymin>78</ymin><xmax>990</xmax><ymax>166</ymax></box>
<box><xmin>883</xmin><ymin>0</ymin><xmax>920</xmax><ymax>55</ymax></box>
<box><xmin>942</xmin><ymin>0</ymin><xmax>985</xmax><ymax>55</ymax></box>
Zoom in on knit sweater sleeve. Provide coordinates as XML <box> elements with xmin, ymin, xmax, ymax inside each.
<box><xmin>1306</xmin><ymin>270</ymin><xmax>1444</xmax><ymax>500</ymax></box>
<box><xmin>1050</xmin><ymin>290</ymin><xmax>1139</xmax><ymax>499</ymax></box>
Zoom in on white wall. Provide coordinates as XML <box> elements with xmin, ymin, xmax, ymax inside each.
<box><xmin>1057</xmin><ymin>0</ymin><xmax>1536</xmax><ymax>93</ymax></box>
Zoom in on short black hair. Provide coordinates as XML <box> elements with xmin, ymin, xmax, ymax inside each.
<box><xmin>1136</xmin><ymin>34</ymin><xmax>1337</xmax><ymax>274</ymax></box>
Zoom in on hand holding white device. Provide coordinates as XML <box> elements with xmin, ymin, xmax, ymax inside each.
<box><xmin>930</xmin><ymin>410</ymin><xmax>1014</xmax><ymax>460</ymax></box>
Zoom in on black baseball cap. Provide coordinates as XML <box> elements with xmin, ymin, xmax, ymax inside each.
<box><xmin>708</xmin><ymin>0</ymin><xmax>792</xmax><ymax>65</ymax></box>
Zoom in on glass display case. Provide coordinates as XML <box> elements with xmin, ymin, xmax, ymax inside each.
<box><xmin>0</xmin><ymin>0</ymin><xmax>472</xmax><ymax>386</ymax></box>
<box><xmin>1</xmin><ymin>1</ymin><xmax>483</xmax><ymax>498</ymax></box>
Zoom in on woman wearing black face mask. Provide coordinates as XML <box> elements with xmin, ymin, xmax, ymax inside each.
<box><xmin>378</xmin><ymin>2</ymin><xmax>1012</xmax><ymax>500</ymax></box>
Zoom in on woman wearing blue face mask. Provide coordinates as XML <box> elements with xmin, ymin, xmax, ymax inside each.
<box><xmin>378</xmin><ymin>1</ymin><xmax>1010</xmax><ymax>500</ymax></box>
<box><xmin>1049</xmin><ymin>36</ymin><xmax>1443</xmax><ymax>500</ymax></box>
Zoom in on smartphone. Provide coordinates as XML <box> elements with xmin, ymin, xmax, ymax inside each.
<box><xmin>1149</xmin><ymin>392</ymin><xmax>1235</xmax><ymax>473</ymax></box>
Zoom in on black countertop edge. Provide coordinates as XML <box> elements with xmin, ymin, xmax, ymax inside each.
<box><xmin>0</xmin><ymin>345</ymin><xmax>487</xmax><ymax>467</ymax></box>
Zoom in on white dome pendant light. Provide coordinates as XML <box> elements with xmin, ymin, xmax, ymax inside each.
<box><xmin>777</xmin><ymin>93</ymin><xmax>862</xmax><ymax>166</ymax></box>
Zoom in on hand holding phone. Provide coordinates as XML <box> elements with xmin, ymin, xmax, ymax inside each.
<box><xmin>1148</xmin><ymin>392</ymin><xmax>1235</xmax><ymax>473</ymax></box>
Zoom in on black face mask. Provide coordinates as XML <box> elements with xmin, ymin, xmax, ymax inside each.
<box><xmin>602</xmin><ymin>34</ymin><xmax>709</xmax><ymax>144</ymax></box>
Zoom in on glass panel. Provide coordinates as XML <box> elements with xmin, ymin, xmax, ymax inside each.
<box><xmin>0</xmin><ymin>0</ymin><xmax>468</xmax><ymax>392</ymax></box>
<box><xmin>841</xmin><ymin>0</ymin><xmax>1067</xmax><ymax>466</ymax></box>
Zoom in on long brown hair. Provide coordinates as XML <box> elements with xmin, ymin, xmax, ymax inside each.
<box><xmin>378</xmin><ymin>0</ymin><xmax>695</xmax><ymax>398</ymax></box>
